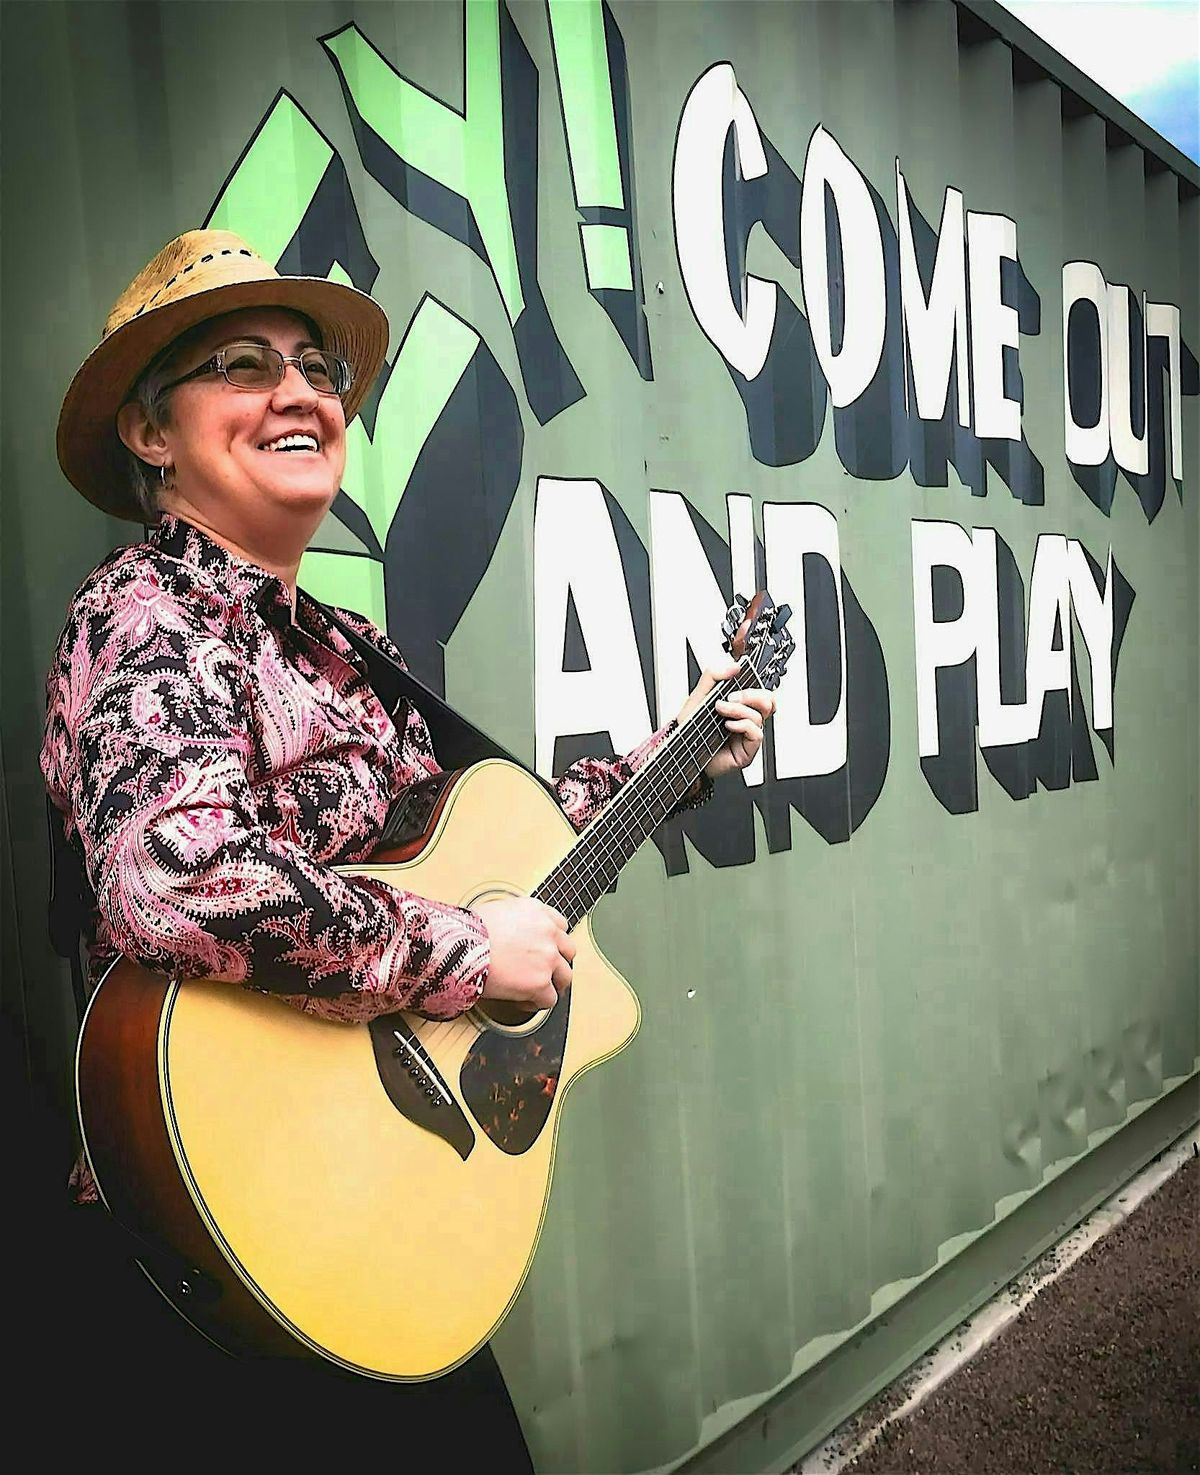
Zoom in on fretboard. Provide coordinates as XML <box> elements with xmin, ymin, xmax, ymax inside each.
<box><xmin>533</xmin><ymin>656</ymin><xmax>757</xmax><ymax>926</ymax></box>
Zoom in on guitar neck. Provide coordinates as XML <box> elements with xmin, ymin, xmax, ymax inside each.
<box><xmin>533</xmin><ymin>656</ymin><xmax>757</xmax><ymax>926</ymax></box>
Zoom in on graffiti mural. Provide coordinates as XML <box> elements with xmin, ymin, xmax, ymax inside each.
<box><xmin>6</xmin><ymin>3</ymin><xmax>1199</xmax><ymax>1471</ymax></box>
<box><xmin>199</xmin><ymin>0</ymin><xmax>1196</xmax><ymax>854</ymax></box>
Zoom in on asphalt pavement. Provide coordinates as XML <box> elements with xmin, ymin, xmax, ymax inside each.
<box><xmin>810</xmin><ymin>1139</ymin><xmax>1199</xmax><ymax>1475</ymax></box>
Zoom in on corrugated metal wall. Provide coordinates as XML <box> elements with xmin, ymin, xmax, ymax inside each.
<box><xmin>2</xmin><ymin>3</ymin><xmax>1196</xmax><ymax>1470</ymax></box>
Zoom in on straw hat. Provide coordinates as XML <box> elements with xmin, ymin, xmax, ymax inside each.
<box><xmin>57</xmin><ymin>228</ymin><xmax>390</xmax><ymax>520</ymax></box>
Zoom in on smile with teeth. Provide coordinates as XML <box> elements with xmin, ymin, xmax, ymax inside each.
<box><xmin>260</xmin><ymin>433</ymin><xmax>319</xmax><ymax>453</ymax></box>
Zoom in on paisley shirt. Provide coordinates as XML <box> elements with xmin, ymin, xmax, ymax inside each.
<box><xmin>42</xmin><ymin>515</ymin><xmax>681</xmax><ymax>1038</ymax></box>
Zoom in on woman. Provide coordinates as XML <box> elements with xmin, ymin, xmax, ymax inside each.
<box><xmin>42</xmin><ymin>229</ymin><xmax>774</xmax><ymax>1459</ymax></box>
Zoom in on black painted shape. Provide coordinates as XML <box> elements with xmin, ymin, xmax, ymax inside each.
<box><xmin>277</xmin><ymin>157</ymin><xmax>379</xmax><ymax>302</ymax></box>
<box><xmin>1100</xmin><ymin>551</ymin><xmax>1137</xmax><ymax>765</ymax></box>
<box><xmin>369</xmin><ymin>1015</ymin><xmax>475</xmax><ymax>1161</ymax></box>
<box><xmin>1069</xmin><ymin>643</ymin><xmax>1099</xmax><ymax>785</ymax></box>
<box><xmin>498</xmin><ymin>1</ymin><xmax>586</xmax><ymax>422</ymax></box>
<box><xmin>1028</xmin><ymin>688</ymin><xmax>1072</xmax><ymax>793</ymax></box>
<box><xmin>1068</xmin><ymin>452</ymin><xmax>1119</xmax><ymax>517</ymax></box>
<box><xmin>327</xmin><ymin>490</ymin><xmax>383</xmax><ymax>560</ymax></box>
<box><xmin>1067</xmin><ymin>298</ymin><xmax>1104</xmax><ymax>430</ymax></box>
<box><xmin>562</xmin><ymin>589</ymin><xmax>591</xmax><ymax>672</ymax></box>
<box><xmin>921</xmin><ymin>655</ymin><xmax>979</xmax><ymax>816</ymax></box>
<box><xmin>996</xmin><ymin>543</ymin><xmax>1028</xmax><ymax>710</ymax></box>
<box><xmin>1125</xmin><ymin>330</ymin><xmax>1172</xmax><ymax>523</ymax></box>
<box><xmin>825</xmin><ymin>182</ymin><xmax>847</xmax><ymax>358</ymax></box>
<box><xmin>1122</xmin><ymin>330</ymin><xmax>1200</xmax><ymax>523</ymax></box>
<box><xmin>554</xmin><ymin>730</ymin><xmax>614</xmax><ymax>775</ymax></box>
<box><xmin>920</xmin><ymin>556</ymin><xmax>980</xmax><ymax>815</ymax></box>
<box><xmin>382</xmin><ymin>331</ymin><xmax>524</xmax><ymax>695</ymax></box>
<box><xmin>831</xmin><ymin>182</ymin><xmax>908</xmax><ymax>483</ymax></box>
<box><xmin>1003</xmin><ymin>255</ymin><xmax>1042</xmax><ymax>337</ymax></box>
<box><xmin>932</xmin><ymin>562</ymin><xmax>966</xmax><ymax>624</ymax></box>
<box><xmin>804</xmin><ymin>554</ymin><xmax>842</xmax><ymax>725</ymax></box>
<box><xmin>732</xmin><ymin>293</ymin><xmax>829</xmax><ymax>467</ymax></box>
<box><xmin>723</xmin><ymin>137</ymin><xmax>828</xmax><ymax>468</ymax></box>
<box><xmin>579</xmin><ymin>0</ymin><xmax>653</xmax><ymax>379</ymax></box>
<box><xmin>977</xmin><ymin>250</ymin><xmax>1044</xmax><ymax>506</ymax></box>
<box><xmin>654</xmin><ymin>759</ymin><xmax>760</xmax><ymax>876</ymax></box>
<box><xmin>997</xmin><ymin>256</ymin><xmax>1040</xmax><ymax>414</ymax></box>
<box><xmin>322</xmin><ymin>19</ymin><xmax>584</xmax><ymax>426</ymax></box>
<box><xmin>1123</xmin><ymin>291</ymin><xmax>1148</xmax><ymax>441</ymax></box>
<box><xmin>687</xmin><ymin>499</ymin><xmax>736</xmax><ymax>609</ymax></box>
<box><xmin>459</xmin><ymin>989</ymin><xmax>569</xmax><ymax>1155</ymax></box>
<box><xmin>762</xmin><ymin>572</ymin><xmax>891</xmax><ymax>845</ymax></box>
<box><xmin>977</xmin><ymin>433</ymin><xmax>1045</xmax><ymax>507</ymax></box>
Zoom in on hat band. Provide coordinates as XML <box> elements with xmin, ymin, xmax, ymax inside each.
<box><xmin>119</xmin><ymin>246</ymin><xmax>261</xmax><ymax>332</ymax></box>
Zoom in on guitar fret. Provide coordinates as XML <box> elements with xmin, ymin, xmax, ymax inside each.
<box><xmin>533</xmin><ymin>656</ymin><xmax>757</xmax><ymax>925</ymax></box>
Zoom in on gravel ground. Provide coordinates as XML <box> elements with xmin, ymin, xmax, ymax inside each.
<box><xmin>838</xmin><ymin>1152</ymin><xmax>1199</xmax><ymax>1475</ymax></box>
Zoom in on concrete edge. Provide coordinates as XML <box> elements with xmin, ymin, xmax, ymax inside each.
<box><xmin>796</xmin><ymin>1122</ymin><xmax>1200</xmax><ymax>1475</ymax></box>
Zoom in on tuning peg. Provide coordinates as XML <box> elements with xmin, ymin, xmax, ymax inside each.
<box><xmin>774</xmin><ymin>604</ymin><xmax>793</xmax><ymax>628</ymax></box>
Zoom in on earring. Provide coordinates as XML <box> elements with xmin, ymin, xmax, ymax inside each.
<box><xmin>160</xmin><ymin>463</ymin><xmax>174</xmax><ymax>490</ymax></box>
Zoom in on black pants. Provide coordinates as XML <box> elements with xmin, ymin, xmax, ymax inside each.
<box><xmin>35</xmin><ymin>1207</ymin><xmax>535</xmax><ymax>1469</ymax></box>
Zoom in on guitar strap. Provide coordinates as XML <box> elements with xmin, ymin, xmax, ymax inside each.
<box><xmin>311</xmin><ymin>595</ymin><xmax>546</xmax><ymax>782</ymax></box>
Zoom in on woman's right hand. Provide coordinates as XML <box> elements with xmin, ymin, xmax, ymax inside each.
<box><xmin>472</xmin><ymin>896</ymin><xmax>575</xmax><ymax>1011</ymax></box>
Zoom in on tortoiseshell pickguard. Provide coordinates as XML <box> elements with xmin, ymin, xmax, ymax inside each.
<box><xmin>459</xmin><ymin>986</ymin><xmax>570</xmax><ymax>1155</ymax></box>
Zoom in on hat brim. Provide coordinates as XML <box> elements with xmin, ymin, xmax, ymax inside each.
<box><xmin>57</xmin><ymin>275</ymin><xmax>390</xmax><ymax>521</ymax></box>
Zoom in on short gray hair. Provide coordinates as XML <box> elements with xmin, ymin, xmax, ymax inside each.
<box><xmin>122</xmin><ymin>352</ymin><xmax>178</xmax><ymax>522</ymax></box>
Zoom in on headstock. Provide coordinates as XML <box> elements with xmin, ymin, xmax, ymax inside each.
<box><xmin>721</xmin><ymin>591</ymin><xmax>795</xmax><ymax>690</ymax></box>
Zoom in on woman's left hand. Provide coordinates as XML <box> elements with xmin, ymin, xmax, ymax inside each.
<box><xmin>676</xmin><ymin>662</ymin><xmax>777</xmax><ymax>779</ymax></box>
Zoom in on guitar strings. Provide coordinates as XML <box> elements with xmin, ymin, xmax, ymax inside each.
<box><xmin>541</xmin><ymin>660</ymin><xmax>756</xmax><ymax>918</ymax></box>
<box><xmin>537</xmin><ymin>652</ymin><xmax>763</xmax><ymax>921</ymax></box>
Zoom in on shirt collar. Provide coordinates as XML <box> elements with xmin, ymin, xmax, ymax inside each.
<box><xmin>151</xmin><ymin>514</ymin><xmax>296</xmax><ymax>626</ymax></box>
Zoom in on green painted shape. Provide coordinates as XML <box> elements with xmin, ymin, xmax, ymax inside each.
<box><xmin>298</xmin><ymin>550</ymin><xmax>385</xmax><ymax>626</ymax></box>
<box><xmin>339</xmin><ymin>297</ymin><xmax>479</xmax><ymax>548</ymax></box>
<box><xmin>581</xmin><ymin>222</ymin><xmax>632</xmax><ymax>290</ymax></box>
<box><xmin>207</xmin><ymin>94</ymin><xmax>331</xmax><ymax>263</ymax></box>
<box><xmin>323</xmin><ymin>11</ymin><xmax>522</xmax><ymax>321</ymax></box>
<box><xmin>548</xmin><ymin>0</ymin><xmax>625</xmax><ymax>209</ymax></box>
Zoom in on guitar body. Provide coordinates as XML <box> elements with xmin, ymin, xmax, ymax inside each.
<box><xmin>77</xmin><ymin>759</ymin><xmax>640</xmax><ymax>1380</ymax></box>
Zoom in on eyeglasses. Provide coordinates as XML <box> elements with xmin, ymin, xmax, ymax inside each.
<box><xmin>156</xmin><ymin>342</ymin><xmax>355</xmax><ymax>400</ymax></box>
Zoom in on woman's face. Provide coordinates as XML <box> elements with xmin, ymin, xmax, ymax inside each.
<box><xmin>149</xmin><ymin>307</ymin><xmax>347</xmax><ymax>534</ymax></box>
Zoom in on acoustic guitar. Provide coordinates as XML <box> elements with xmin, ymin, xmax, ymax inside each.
<box><xmin>76</xmin><ymin>592</ymin><xmax>793</xmax><ymax>1379</ymax></box>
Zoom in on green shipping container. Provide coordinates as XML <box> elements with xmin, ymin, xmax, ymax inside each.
<box><xmin>2</xmin><ymin>1</ymin><xmax>1196</xmax><ymax>1469</ymax></box>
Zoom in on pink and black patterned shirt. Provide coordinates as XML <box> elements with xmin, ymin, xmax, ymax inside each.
<box><xmin>41</xmin><ymin>515</ymin><xmax>678</xmax><ymax>1035</ymax></box>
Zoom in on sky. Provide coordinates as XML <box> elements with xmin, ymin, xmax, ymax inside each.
<box><xmin>1000</xmin><ymin>0</ymin><xmax>1200</xmax><ymax>164</ymax></box>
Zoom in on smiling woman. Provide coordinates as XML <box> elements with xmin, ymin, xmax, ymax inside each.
<box><xmin>116</xmin><ymin>308</ymin><xmax>351</xmax><ymax>593</ymax></box>
<box><xmin>41</xmin><ymin>227</ymin><xmax>774</xmax><ymax>1456</ymax></box>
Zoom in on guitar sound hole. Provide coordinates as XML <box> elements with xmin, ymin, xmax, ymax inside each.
<box><xmin>471</xmin><ymin>998</ymin><xmax>548</xmax><ymax>1034</ymax></box>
